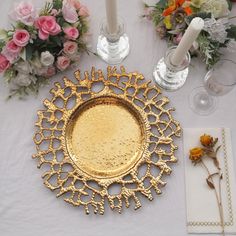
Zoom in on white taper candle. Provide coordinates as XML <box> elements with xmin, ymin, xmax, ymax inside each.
<box><xmin>171</xmin><ymin>17</ymin><xmax>204</xmax><ymax>66</ymax></box>
<box><xmin>105</xmin><ymin>0</ymin><xmax>118</xmax><ymax>34</ymax></box>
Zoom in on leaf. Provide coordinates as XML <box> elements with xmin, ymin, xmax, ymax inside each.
<box><xmin>168</xmin><ymin>29</ymin><xmax>183</xmax><ymax>35</ymax></box>
<box><xmin>157</xmin><ymin>0</ymin><xmax>167</xmax><ymax>8</ymax></box>
<box><xmin>215</xmin><ymin>145</ymin><xmax>221</xmax><ymax>154</ymax></box>
<box><xmin>52</xmin><ymin>0</ymin><xmax>63</xmax><ymax>10</ymax></box>
<box><xmin>227</xmin><ymin>25</ymin><xmax>236</xmax><ymax>41</ymax></box>
<box><xmin>206</xmin><ymin>178</ymin><xmax>215</xmax><ymax>189</ymax></box>
<box><xmin>26</xmin><ymin>45</ymin><xmax>33</xmax><ymax>61</ymax></box>
<box><xmin>19</xmin><ymin>48</ymin><xmax>26</xmax><ymax>61</ymax></box>
<box><xmin>208</xmin><ymin>172</ymin><xmax>219</xmax><ymax>179</ymax></box>
<box><xmin>186</xmin><ymin>12</ymin><xmax>211</xmax><ymax>24</ymax></box>
<box><xmin>213</xmin><ymin>158</ymin><xmax>221</xmax><ymax>170</ymax></box>
<box><xmin>0</xmin><ymin>29</ymin><xmax>7</xmax><ymax>40</ymax></box>
<box><xmin>227</xmin><ymin>0</ymin><xmax>233</xmax><ymax>11</ymax></box>
<box><xmin>205</xmin><ymin>150</ymin><xmax>218</xmax><ymax>160</ymax></box>
<box><xmin>220</xmin><ymin>174</ymin><xmax>223</xmax><ymax>180</ymax></box>
<box><xmin>50</xmin><ymin>36</ymin><xmax>62</xmax><ymax>47</ymax></box>
<box><xmin>213</xmin><ymin>138</ymin><xmax>219</xmax><ymax>146</ymax></box>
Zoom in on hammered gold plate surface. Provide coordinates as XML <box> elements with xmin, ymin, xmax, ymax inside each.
<box><xmin>66</xmin><ymin>96</ymin><xmax>146</xmax><ymax>179</ymax></box>
<box><xmin>33</xmin><ymin>66</ymin><xmax>181</xmax><ymax>214</ymax></box>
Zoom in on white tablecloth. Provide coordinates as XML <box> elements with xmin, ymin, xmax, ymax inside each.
<box><xmin>0</xmin><ymin>1</ymin><xmax>236</xmax><ymax>236</ymax></box>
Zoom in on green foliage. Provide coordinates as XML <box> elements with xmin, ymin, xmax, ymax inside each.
<box><xmin>7</xmin><ymin>75</ymin><xmax>49</xmax><ymax>99</ymax></box>
<box><xmin>40</xmin><ymin>2</ymin><xmax>53</xmax><ymax>16</ymax></box>
<box><xmin>26</xmin><ymin>45</ymin><xmax>33</xmax><ymax>61</ymax></box>
<box><xmin>16</xmin><ymin>22</ymin><xmax>26</xmax><ymax>29</ymax></box>
<box><xmin>4</xmin><ymin>68</ymin><xmax>16</xmax><ymax>83</ymax></box>
<box><xmin>227</xmin><ymin>0</ymin><xmax>232</xmax><ymax>11</ymax></box>
<box><xmin>152</xmin><ymin>8</ymin><xmax>164</xmax><ymax>26</ymax></box>
<box><xmin>155</xmin><ymin>0</ymin><xmax>167</xmax><ymax>9</ymax></box>
<box><xmin>186</xmin><ymin>12</ymin><xmax>211</xmax><ymax>24</ymax></box>
<box><xmin>197</xmin><ymin>33</ymin><xmax>221</xmax><ymax>68</ymax></box>
<box><xmin>227</xmin><ymin>25</ymin><xmax>236</xmax><ymax>41</ymax></box>
<box><xmin>52</xmin><ymin>0</ymin><xmax>63</xmax><ymax>10</ymax></box>
<box><xmin>0</xmin><ymin>40</ymin><xmax>5</xmax><ymax>50</ymax></box>
<box><xmin>79</xmin><ymin>18</ymin><xmax>89</xmax><ymax>34</ymax></box>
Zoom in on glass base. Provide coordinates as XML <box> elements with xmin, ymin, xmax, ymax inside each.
<box><xmin>189</xmin><ymin>87</ymin><xmax>218</xmax><ymax>116</ymax></box>
<box><xmin>153</xmin><ymin>57</ymin><xmax>189</xmax><ymax>91</ymax></box>
<box><xmin>97</xmin><ymin>34</ymin><xmax>130</xmax><ymax>65</ymax></box>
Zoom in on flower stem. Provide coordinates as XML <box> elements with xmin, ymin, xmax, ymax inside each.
<box><xmin>218</xmin><ymin>174</ymin><xmax>225</xmax><ymax>236</ymax></box>
<box><xmin>200</xmin><ymin>159</ymin><xmax>225</xmax><ymax>236</ymax></box>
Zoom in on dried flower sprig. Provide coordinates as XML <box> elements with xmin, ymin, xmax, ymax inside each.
<box><xmin>189</xmin><ymin>134</ymin><xmax>225</xmax><ymax>236</ymax></box>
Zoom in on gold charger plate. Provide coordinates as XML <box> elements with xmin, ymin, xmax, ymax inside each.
<box><xmin>33</xmin><ymin>66</ymin><xmax>181</xmax><ymax>214</ymax></box>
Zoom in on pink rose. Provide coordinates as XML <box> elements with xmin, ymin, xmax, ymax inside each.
<box><xmin>6</xmin><ymin>40</ymin><xmax>22</xmax><ymax>54</ymax></box>
<box><xmin>10</xmin><ymin>2</ymin><xmax>37</xmax><ymax>26</ymax></box>
<box><xmin>43</xmin><ymin>66</ymin><xmax>56</xmax><ymax>77</ymax></box>
<box><xmin>0</xmin><ymin>54</ymin><xmax>10</xmax><ymax>73</ymax></box>
<box><xmin>56</xmin><ymin>56</ymin><xmax>71</xmax><ymax>71</ymax></box>
<box><xmin>64</xmin><ymin>27</ymin><xmax>79</xmax><ymax>40</ymax></box>
<box><xmin>63</xmin><ymin>41</ymin><xmax>78</xmax><ymax>55</ymax></box>
<box><xmin>1</xmin><ymin>40</ymin><xmax>22</xmax><ymax>63</ymax></box>
<box><xmin>79</xmin><ymin>5</ymin><xmax>89</xmax><ymax>17</ymax></box>
<box><xmin>13</xmin><ymin>29</ymin><xmax>30</xmax><ymax>47</ymax></box>
<box><xmin>35</xmin><ymin>16</ymin><xmax>61</xmax><ymax>40</ymax></box>
<box><xmin>62</xmin><ymin>0</ymin><xmax>78</xmax><ymax>23</ymax></box>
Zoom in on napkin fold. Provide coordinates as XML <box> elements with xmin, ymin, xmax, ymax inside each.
<box><xmin>183</xmin><ymin>128</ymin><xmax>236</xmax><ymax>234</ymax></box>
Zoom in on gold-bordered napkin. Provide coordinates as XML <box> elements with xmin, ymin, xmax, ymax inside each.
<box><xmin>183</xmin><ymin>128</ymin><xmax>236</xmax><ymax>234</ymax></box>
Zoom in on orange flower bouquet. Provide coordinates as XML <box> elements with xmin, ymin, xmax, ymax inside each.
<box><xmin>143</xmin><ymin>0</ymin><xmax>236</xmax><ymax>68</ymax></box>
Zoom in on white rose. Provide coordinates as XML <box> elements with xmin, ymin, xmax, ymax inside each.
<box><xmin>40</xmin><ymin>51</ymin><xmax>55</xmax><ymax>67</ymax></box>
<box><xmin>14</xmin><ymin>61</ymin><xmax>32</xmax><ymax>74</ymax></box>
<box><xmin>31</xmin><ymin>57</ymin><xmax>42</xmax><ymax>69</ymax></box>
<box><xmin>14</xmin><ymin>73</ymin><xmax>32</xmax><ymax>87</ymax></box>
<box><xmin>34</xmin><ymin>66</ymin><xmax>48</xmax><ymax>76</ymax></box>
<box><xmin>201</xmin><ymin>0</ymin><xmax>230</xmax><ymax>18</ymax></box>
<box><xmin>30</xmin><ymin>57</ymin><xmax>46</xmax><ymax>76</ymax></box>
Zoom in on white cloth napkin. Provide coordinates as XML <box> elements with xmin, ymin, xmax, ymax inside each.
<box><xmin>183</xmin><ymin>128</ymin><xmax>236</xmax><ymax>234</ymax></box>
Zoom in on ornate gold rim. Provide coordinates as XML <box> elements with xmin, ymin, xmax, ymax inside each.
<box><xmin>33</xmin><ymin>66</ymin><xmax>181</xmax><ymax>214</ymax></box>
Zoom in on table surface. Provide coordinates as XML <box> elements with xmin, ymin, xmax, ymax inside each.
<box><xmin>0</xmin><ymin>1</ymin><xmax>236</xmax><ymax>236</ymax></box>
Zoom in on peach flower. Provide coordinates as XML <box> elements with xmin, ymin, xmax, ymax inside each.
<box><xmin>56</xmin><ymin>56</ymin><xmax>70</xmax><ymax>71</ymax></box>
<box><xmin>64</xmin><ymin>27</ymin><xmax>79</xmax><ymax>40</ymax></box>
<box><xmin>79</xmin><ymin>5</ymin><xmax>89</xmax><ymax>17</ymax></box>
<box><xmin>63</xmin><ymin>41</ymin><xmax>78</xmax><ymax>56</ymax></box>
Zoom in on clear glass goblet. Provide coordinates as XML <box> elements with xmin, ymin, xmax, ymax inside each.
<box><xmin>189</xmin><ymin>59</ymin><xmax>236</xmax><ymax>116</ymax></box>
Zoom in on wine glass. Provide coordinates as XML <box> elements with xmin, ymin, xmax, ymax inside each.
<box><xmin>189</xmin><ymin>59</ymin><xmax>236</xmax><ymax>116</ymax></box>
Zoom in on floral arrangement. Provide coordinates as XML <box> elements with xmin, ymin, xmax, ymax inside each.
<box><xmin>189</xmin><ymin>134</ymin><xmax>225</xmax><ymax>236</ymax></box>
<box><xmin>0</xmin><ymin>0</ymin><xmax>89</xmax><ymax>98</ymax></box>
<box><xmin>143</xmin><ymin>0</ymin><xmax>236</xmax><ymax>68</ymax></box>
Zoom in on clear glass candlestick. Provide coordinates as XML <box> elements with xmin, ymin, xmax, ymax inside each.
<box><xmin>97</xmin><ymin>19</ymin><xmax>130</xmax><ymax>65</ymax></box>
<box><xmin>153</xmin><ymin>46</ymin><xmax>191</xmax><ymax>91</ymax></box>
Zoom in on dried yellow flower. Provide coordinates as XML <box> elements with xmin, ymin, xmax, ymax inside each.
<box><xmin>189</xmin><ymin>147</ymin><xmax>204</xmax><ymax>161</ymax></box>
<box><xmin>200</xmin><ymin>134</ymin><xmax>214</xmax><ymax>147</ymax></box>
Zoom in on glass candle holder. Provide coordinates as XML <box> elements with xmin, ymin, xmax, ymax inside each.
<box><xmin>153</xmin><ymin>46</ymin><xmax>191</xmax><ymax>91</ymax></box>
<box><xmin>97</xmin><ymin>19</ymin><xmax>130</xmax><ymax>65</ymax></box>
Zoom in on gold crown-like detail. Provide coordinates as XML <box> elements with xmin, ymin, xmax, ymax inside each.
<box><xmin>33</xmin><ymin>66</ymin><xmax>181</xmax><ymax>214</ymax></box>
